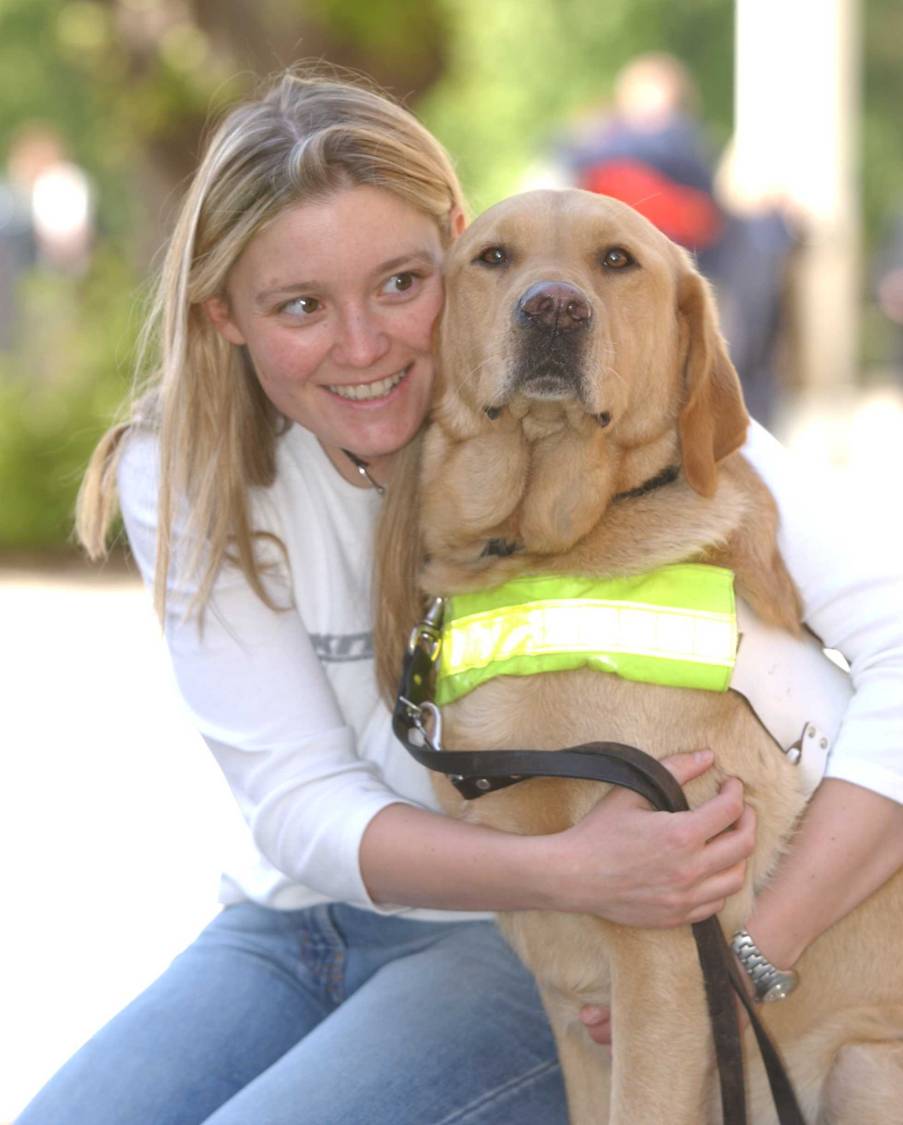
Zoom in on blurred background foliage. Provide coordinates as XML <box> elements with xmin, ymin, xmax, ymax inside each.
<box><xmin>0</xmin><ymin>0</ymin><xmax>901</xmax><ymax>551</ymax></box>
<box><xmin>423</xmin><ymin>0</ymin><xmax>734</xmax><ymax>213</ymax></box>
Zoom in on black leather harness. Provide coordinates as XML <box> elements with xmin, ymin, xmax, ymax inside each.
<box><xmin>392</xmin><ymin>608</ymin><xmax>805</xmax><ymax>1125</ymax></box>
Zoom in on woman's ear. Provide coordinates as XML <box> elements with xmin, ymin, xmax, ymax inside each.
<box><xmin>677</xmin><ymin>270</ymin><xmax>748</xmax><ymax>497</ymax></box>
<box><xmin>449</xmin><ymin>206</ymin><xmax>467</xmax><ymax>241</ymax></box>
<box><xmin>203</xmin><ymin>296</ymin><xmax>246</xmax><ymax>346</ymax></box>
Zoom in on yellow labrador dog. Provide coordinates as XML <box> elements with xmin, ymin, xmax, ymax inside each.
<box><xmin>375</xmin><ymin>189</ymin><xmax>903</xmax><ymax>1123</ymax></box>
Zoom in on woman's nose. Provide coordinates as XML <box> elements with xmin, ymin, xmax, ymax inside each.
<box><xmin>332</xmin><ymin>309</ymin><xmax>391</xmax><ymax>368</ymax></box>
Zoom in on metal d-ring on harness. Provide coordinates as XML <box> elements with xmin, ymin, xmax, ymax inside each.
<box><xmin>392</xmin><ymin>597</ymin><xmax>805</xmax><ymax>1125</ymax></box>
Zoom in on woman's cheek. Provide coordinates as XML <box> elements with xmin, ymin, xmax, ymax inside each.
<box><xmin>259</xmin><ymin>336</ymin><xmax>323</xmax><ymax>390</ymax></box>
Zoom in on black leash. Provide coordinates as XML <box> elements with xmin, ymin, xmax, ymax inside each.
<box><xmin>392</xmin><ymin>612</ymin><xmax>805</xmax><ymax>1125</ymax></box>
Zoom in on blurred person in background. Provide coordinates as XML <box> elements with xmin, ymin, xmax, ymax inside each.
<box><xmin>15</xmin><ymin>68</ymin><xmax>903</xmax><ymax>1125</ymax></box>
<box><xmin>547</xmin><ymin>52</ymin><xmax>796</xmax><ymax>429</ymax></box>
<box><xmin>6</xmin><ymin>123</ymin><xmax>95</xmax><ymax>277</ymax></box>
<box><xmin>0</xmin><ymin>123</ymin><xmax>95</xmax><ymax>354</ymax></box>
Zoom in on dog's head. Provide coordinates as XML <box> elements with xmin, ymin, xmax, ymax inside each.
<box><xmin>435</xmin><ymin>189</ymin><xmax>747</xmax><ymax>497</ymax></box>
<box><xmin>374</xmin><ymin>191</ymin><xmax>770</xmax><ymax>702</ymax></box>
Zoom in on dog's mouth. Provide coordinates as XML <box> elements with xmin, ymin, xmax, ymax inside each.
<box><xmin>512</xmin><ymin>334</ymin><xmax>587</xmax><ymax>402</ymax></box>
<box><xmin>517</xmin><ymin>367</ymin><xmax>581</xmax><ymax>401</ymax></box>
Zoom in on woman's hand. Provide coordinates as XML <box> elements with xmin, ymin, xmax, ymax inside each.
<box><xmin>540</xmin><ymin>749</ymin><xmax>756</xmax><ymax>928</ymax></box>
<box><xmin>580</xmin><ymin>1004</ymin><xmax>613</xmax><ymax>1047</ymax></box>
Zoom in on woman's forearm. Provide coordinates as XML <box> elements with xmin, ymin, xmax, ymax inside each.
<box><xmin>360</xmin><ymin>751</ymin><xmax>756</xmax><ymax>924</ymax></box>
<box><xmin>744</xmin><ymin>778</ymin><xmax>903</xmax><ymax>968</ymax></box>
<box><xmin>580</xmin><ymin>776</ymin><xmax>903</xmax><ymax>1045</ymax></box>
<box><xmin>360</xmin><ymin>802</ymin><xmax>556</xmax><ymax>913</ymax></box>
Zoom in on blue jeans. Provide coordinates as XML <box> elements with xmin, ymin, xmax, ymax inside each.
<box><xmin>18</xmin><ymin>903</ymin><xmax>567</xmax><ymax>1124</ymax></box>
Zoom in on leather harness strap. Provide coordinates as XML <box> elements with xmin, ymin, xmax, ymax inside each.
<box><xmin>392</xmin><ymin>630</ymin><xmax>805</xmax><ymax>1125</ymax></box>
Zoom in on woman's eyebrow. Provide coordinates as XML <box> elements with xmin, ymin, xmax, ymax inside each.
<box><xmin>374</xmin><ymin>250</ymin><xmax>439</xmax><ymax>275</ymax></box>
<box><xmin>254</xmin><ymin>250</ymin><xmax>439</xmax><ymax>306</ymax></box>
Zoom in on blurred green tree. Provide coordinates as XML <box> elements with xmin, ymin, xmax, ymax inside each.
<box><xmin>863</xmin><ymin>0</ymin><xmax>903</xmax><ymax>246</ymax></box>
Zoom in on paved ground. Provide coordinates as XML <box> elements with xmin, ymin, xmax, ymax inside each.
<box><xmin>1</xmin><ymin>383</ymin><xmax>901</xmax><ymax>1119</ymax></box>
<box><xmin>0</xmin><ymin>565</ymin><xmax>248</xmax><ymax>1119</ymax></box>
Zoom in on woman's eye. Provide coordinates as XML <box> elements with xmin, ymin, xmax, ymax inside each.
<box><xmin>282</xmin><ymin>296</ymin><xmax>321</xmax><ymax>316</ymax></box>
<box><xmin>602</xmin><ymin>247</ymin><xmax>635</xmax><ymax>270</ymax></box>
<box><xmin>384</xmin><ymin>272</ymin><xmax>418</xmax><ymax>295</ymax></box>
<box><xmin>476</xmin><ymin>246</ymin><xmax>508</xmax><ymax>267</ymax></box>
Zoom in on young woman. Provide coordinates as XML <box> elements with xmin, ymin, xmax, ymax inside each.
<box><xmin>19</xmin><ymin>70</ymin><xmax>903</xmax><ymax>1124</ymax></box>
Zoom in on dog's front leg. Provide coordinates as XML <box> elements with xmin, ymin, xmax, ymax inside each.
<box><xmin>539</xmin><ymin>983</ymin><xmax>613</xmax><ymax>1124</ymax></box>
<box><xmin>606</xmin><ymin>928</ymin><xmax>717</xmax><ymax>1125</ymax></box>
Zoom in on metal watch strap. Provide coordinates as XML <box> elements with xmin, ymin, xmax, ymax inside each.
<box><xmin>731</xmin><ymin>929</ymin><xmax>800</xmax><ymax>1003</ymax></box>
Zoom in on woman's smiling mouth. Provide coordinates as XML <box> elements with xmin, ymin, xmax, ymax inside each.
<box><xmin>327</xmin><ymin>365</ymin><xmax>410</xmax><ymax>401</ymax></box>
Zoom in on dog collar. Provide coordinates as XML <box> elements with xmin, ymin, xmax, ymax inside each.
<box><xmin>435</xmin><ymin>564</ymin><xmax>738</xmax><ymax>706</ymax></box>
<box><xmin>612</xmin><ymin>462</ymin><xmax>680</xmax><ymax>502</ymax></box>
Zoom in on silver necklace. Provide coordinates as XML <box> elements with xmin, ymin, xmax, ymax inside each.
<box><xmin>341</xmin><ymin>449</ymin><xmax>385</xmax><ymax>496</ymax></box>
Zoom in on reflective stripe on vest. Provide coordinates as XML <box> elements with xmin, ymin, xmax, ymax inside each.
<box><xmin>436</xmin><ymin>564</ymin><xmax>738</xmax><ymax>706</ymax></box>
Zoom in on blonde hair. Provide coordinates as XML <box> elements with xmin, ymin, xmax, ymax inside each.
<box><xmin>76</xmin><ymin>67</ymin><xmax>466</xmax><ymax>618</ymax></box>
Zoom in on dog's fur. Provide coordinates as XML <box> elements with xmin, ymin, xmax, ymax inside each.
<box><xmin>375</xmin><ymin>190</ymin><xmax>903</xmax><ymax>1123</ymax></box>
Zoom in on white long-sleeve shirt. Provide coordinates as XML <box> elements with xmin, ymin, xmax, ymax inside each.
<box><xmin>118</xmin><ymin>420</ymin><xmax>903</xmax><ymax>917</ymax></box>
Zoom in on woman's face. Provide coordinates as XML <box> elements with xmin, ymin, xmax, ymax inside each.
<box><xmin>206</xmin><ymin>185</ymin><xmax>450</xmax><ymax>482</ymax></box>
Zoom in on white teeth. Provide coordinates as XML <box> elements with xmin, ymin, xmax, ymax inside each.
<box><xmin>329</xmin><ymin>369</ymin><xmax>406</xmax><ymax>401</ymax></box>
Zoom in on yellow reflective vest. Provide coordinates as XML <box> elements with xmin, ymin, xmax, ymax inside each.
<box><xmin>435</xmin><ymin>564</ymin><xmax>738</xmax><ymax>706</ymax></box>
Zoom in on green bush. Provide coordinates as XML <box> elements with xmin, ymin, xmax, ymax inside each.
<box><xmin>0</xmin><ymin>249</ymin><xmax>140</xmax><ymax>549</ymax></box>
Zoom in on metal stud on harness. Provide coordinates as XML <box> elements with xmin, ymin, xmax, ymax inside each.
<box><xmin>392</xmin><ymin>595</ymin><xmax>805</xmax><ymax>1125</ymax></box>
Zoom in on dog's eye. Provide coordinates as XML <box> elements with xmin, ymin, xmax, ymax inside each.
<box><xmin>602</xmin><ymin>247</ymin><xmax>635</xmax><ymax>270</ymax></box>
<box><xmin>475</xmin><ymin>246</ymin><xmax>508</xmax><ymax>268</ymax></box>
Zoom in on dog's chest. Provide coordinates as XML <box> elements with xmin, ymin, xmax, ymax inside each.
<box><xmin>437</xmin><ymin>667</ymin><xmax>788</xmax><ymax>832</ymax></box>
<box><xmin>444</xmin><ymin>667</ymin><xmax>743</xmax><ymax>758</ymax></box>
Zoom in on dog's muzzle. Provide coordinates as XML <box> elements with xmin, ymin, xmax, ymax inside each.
<box><xmin>512</xmin><ymin>280</ymin><xmax>591</xmax><ymax>401</ymax></box>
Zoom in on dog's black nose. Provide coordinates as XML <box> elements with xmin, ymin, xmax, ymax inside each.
<box><xmin>518</xmin><ymin>282</ymin><xmax>591</xmax><ymax>331</ymax></box>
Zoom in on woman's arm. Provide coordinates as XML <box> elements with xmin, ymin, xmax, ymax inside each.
<box><xmin>744</xmin><ymin>421</ymin><xmax>903</xmax><ymax>805</ymax></box>
<box><xmin>362</xmin><ymin>750</ymin><xmax>757</xmax><ymax>925</ymax></box>
<box><xmin>118</xmin><ymin>429</ymin><xmax>422</xmax><ymax>908</ymax></box>
<box><xmin>743</xmin><ymin>778</ymin><xmax>903</xmax><ymax>970</ymax></box>
<box><xmin>739</xmin><ymin>420</ymin><xmax>903</xmax><ymax>965</ymax></box>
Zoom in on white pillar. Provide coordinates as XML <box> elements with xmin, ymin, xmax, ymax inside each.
<box><xmin>732</xmin><ymin>0</ymin><xmax>860</xmax><ymax>391</ymax></box>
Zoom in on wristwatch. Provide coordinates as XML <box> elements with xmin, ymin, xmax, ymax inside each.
<box><xmin>730</xmin><ymin>929</ymin><xmax>799</xmax><ymax>1003</ymax></box>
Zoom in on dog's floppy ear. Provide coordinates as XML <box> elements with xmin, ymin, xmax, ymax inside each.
<box><xmin>677</xmin><ymin>271</ymin><xmax>749</xmax><ymax>497</ymax></box>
